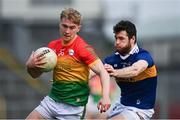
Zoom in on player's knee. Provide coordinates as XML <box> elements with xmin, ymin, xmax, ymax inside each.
<box><xmin>26</xmin><ymin>110</ymin><xmax>44</xmax><ymax>120</ymax></box>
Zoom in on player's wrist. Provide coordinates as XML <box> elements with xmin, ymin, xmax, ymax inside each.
<box><xmin>102</xmin><ymin>94</ymin><xmax>110</xmax><ymax>100</ymax></box>
<box><xmin>26</xmin><ymin>59</ymin><xmax>35</xmax><ymax>68</ymax></box>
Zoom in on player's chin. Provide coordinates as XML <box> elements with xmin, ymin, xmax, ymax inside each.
<box><xmin>63</xmin><ymin>36</ymin><xmax>72</xmax><ymax>41</ymax></box>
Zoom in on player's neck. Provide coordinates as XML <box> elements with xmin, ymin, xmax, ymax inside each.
<box><xmin>62</xmin><ymin>35</ymin><xmax>77</xmax><ymax>46</ymax></box>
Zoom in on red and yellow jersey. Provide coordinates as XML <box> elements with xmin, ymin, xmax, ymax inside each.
<box><xmin>48</xmin><ymin>35</ymin><xmax>99</xmax><ymax>106</ymax></box>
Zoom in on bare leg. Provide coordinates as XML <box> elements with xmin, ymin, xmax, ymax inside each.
<box><xmin>110</xmin><ymin>114</ymin><xmax>126</xmax><ymax>120</ymax></box>
<box><xmin>26</xmin><ymin>110</ymin><xmax>45</xmax><ymax>120</ymax></box>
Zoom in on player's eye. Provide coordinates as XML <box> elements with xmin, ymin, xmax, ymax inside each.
<box><xmin>61</xmin><ymin>24</ymin><xmax>76</xmax><ymax>30</ymax></box>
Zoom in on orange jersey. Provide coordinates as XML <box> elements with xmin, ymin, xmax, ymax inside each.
<box><xmin>48</xmin><ymin>35</ymin><xmax>99</xmax><ymax>106</ymax></box>
<box><xmin>48</xmin><ymin>35</ymin><xmax>99</xmax><ymax>83</ymax></box>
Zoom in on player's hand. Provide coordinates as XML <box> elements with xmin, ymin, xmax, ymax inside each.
<box><xmin>104</xmin><ymin>64</ymin><xmax>116</xmax><ymax>75</ymax></box>
<box><xmin>104</xmin><ymin>64</ymin><xmax>114</xmax><ymax>72</ymax></box>
<box><xmin>26</xmin><ymin>51</ymin><xmax>46</xmax><ymax>69</ymax></box>
<box><xmin>97</xmin><ymin>97</ymin><xmax>111</xmax><ymax>113</ymax></box>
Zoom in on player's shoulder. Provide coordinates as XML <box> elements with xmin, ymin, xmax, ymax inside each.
<box><xmin>137</xmin><ymin>47</ymin><xmax>155</xmax><ymax>66</ymax></box>
<box><xmin>48</xmin><ymin>38</ymin><xmax>61</xmax><ymax>48</ymax></box>
<box><xmin>137</xmin><ymin>47</ymin><xmax>152</xmax><ymax>57</ymax></box>
<box><xmin>135</xmin><ymin>47</ymin><xmax>153</xmax><ymax>59</ymax></box>
<box><xmin>104</xmin><ymin>52</ymin><xmax>118</xmax><ymax>62</ymax></box>
<box><xmin>75</xmin><ymin>36</ymin><xmax>94</xmax><ymax>50</ymax></box>
<box><xmin>75</xmin><ymin>35</ymin><xmax>89</xmax><ymax>46</ymax></box>
<box><xmin>49</xmin><ymin>38</ymin><xmax>61</xmax><ymax>45</ymax></box>
<box><xmin>139</xmin><ymin>47</ymin><xmax>150</xmax><ymax>53</ymax></box>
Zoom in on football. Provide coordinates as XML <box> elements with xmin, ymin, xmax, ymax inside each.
<box><xmin>34</xmin><ymin>47</ymin><xmax>57</xmax><ymax>72</ymax></box>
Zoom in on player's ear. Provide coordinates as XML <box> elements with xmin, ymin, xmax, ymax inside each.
<box><xmin>76</xmin><ymin>25</ymin><xmax>81</xmax><ymax>32</ymax></box>
<box><xmin>131</xmin><ymin>36</ymin><xmax>136</xmax><ymax>44</ymax></box>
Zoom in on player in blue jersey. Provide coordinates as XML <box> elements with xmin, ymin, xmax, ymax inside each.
<box><xmin>103</xmin><ymin>20</ymin><xmax>157</xmax><ymax>120</ymax></box>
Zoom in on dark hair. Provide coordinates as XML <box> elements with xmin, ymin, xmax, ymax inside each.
<box><xmin>113</xmin><ymin>20</ymin><xmax>137</xmax><ymax>42</ymax></box>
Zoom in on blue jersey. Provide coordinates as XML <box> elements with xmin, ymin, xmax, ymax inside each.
<box><xmin>103</xmin><ymin>47</ymin><xmax>157</xmax><ymax>109</ymax></box>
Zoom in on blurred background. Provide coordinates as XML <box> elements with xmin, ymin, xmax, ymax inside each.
<box><xmin>0</xmin><ymin>0</ymin><xmax>180</xmax><ymax>119</ymax></box>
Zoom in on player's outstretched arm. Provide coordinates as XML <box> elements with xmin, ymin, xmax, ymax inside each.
<box><xmin>90</xmin><ymin>59</ymin><xmax>111</xmax><ymax>113</ymax></box>
<box><xmin>104</xmin><ymin>60</ymin><xmax>148</xmax><ymax>78</ymax></box>
<box><xmin>88</xmin><ymin>69</ymin><xmax>96</xmax><ymax>80</ymax></box>
<box><xmin>26</xmin><ymin>51</ymin><xmax>45</xmax><ymax>78</ymax></box>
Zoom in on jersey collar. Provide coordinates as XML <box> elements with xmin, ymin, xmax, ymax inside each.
<box><xmin>115</xmin><ymin>44</ymin><xmax>139</xmax><ymax>60</ymax></box>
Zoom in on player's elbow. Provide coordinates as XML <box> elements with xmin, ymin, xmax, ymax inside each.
<box><xmin>130</xmin><ymin>67</ymin><xmax>142</xmax><ymax>77</ymax></box>
<box><xmin>30</xmin><ymin>74</ymin><xmax>39</xmax><ymax>79</ymax></box>
<box><xmin>130</xmin><ymin>71</ymin><xmax>139</xmax><ymax>77</ymax></box>
<box><xmin>130</xmin><ymin>64</ymin><xmax>146</xmax><ymax>77</ymax></box>
<box><xmin>27</xmin><ymin>67</ymin><xmax>42</xmax><ymax>78</ymax></box>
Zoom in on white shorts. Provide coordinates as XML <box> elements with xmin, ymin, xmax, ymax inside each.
<box><xmin>86</xmin><ymin>95</ymin><xmax>99</xmax><ymax>114</ymax></box>
<box><xmin>35</xmin><ymin>96</ymin><xmax>85</xmax><ymax>120</ymax></box>
<box><xmin>107</xmin><ymin>99</ymin><xmax>154</xmax><ymax>120</ymax></box>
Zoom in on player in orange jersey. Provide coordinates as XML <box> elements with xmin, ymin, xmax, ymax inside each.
<box><xmin>25</xmin><ymin>8</ymin><xmax>111</xmax><ymax>120</ymax></box>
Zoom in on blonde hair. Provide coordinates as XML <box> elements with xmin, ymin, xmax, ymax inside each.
<box><xmin>60</xmin><ymin>8</ymin><xmax>82</xmax><ymax>25</ymax></box>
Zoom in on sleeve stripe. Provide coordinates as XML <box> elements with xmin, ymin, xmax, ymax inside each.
<box><xmin>132</xmin><ymin>65</ymin><xmax>157</xmax><ymax>81</ymax></box>
<box><xmin>88</xmin><ymin>59</ymin><xmax>101</xmax><ymax>67</ymax></box>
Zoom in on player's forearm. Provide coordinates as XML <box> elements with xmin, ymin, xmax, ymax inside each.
<box><xmin>114</xmin><ymin>66</ymin><xmax>139</xmax><ymax>78</ymax></box>
<box><xmin>90</xmin><ymin>60</ymin><xmax>110</xmax><ymax>98</ymax></box>
<box><xmin>88</xmin><ymin>70</ymin><xmax>96</xmax><ymax>79</ymax></box>
<box><xmin>27</xmin><ymin>67</ymin><xmax>43</xmax><ymax>78</ymax></box>
<box><xmin>114</xmin><ymin>60</ymin><xmax>148</xmax><ymax>78</ymax></box>
<box><xmin>100</xmin><ymin>70</ymin><xmax>110</xmax><ymax>98</ymax></box>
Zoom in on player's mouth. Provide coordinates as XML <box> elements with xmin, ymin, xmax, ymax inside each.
<box><xmin>63</xmin><ymin>34</ymin><xmax>71</xmax><ymax>38</ymax></box>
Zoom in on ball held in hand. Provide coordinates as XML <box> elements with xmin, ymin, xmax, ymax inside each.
<box><xmin>35</xmin><ymin>47</ymin><xmax>57</xmax><ymax>72</ymax></box>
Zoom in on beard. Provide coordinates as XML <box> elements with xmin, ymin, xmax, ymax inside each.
<box><xmin>116</xmin><ymin>42</ymin><xmax>131</xmax><ymax>56</ymax></box>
